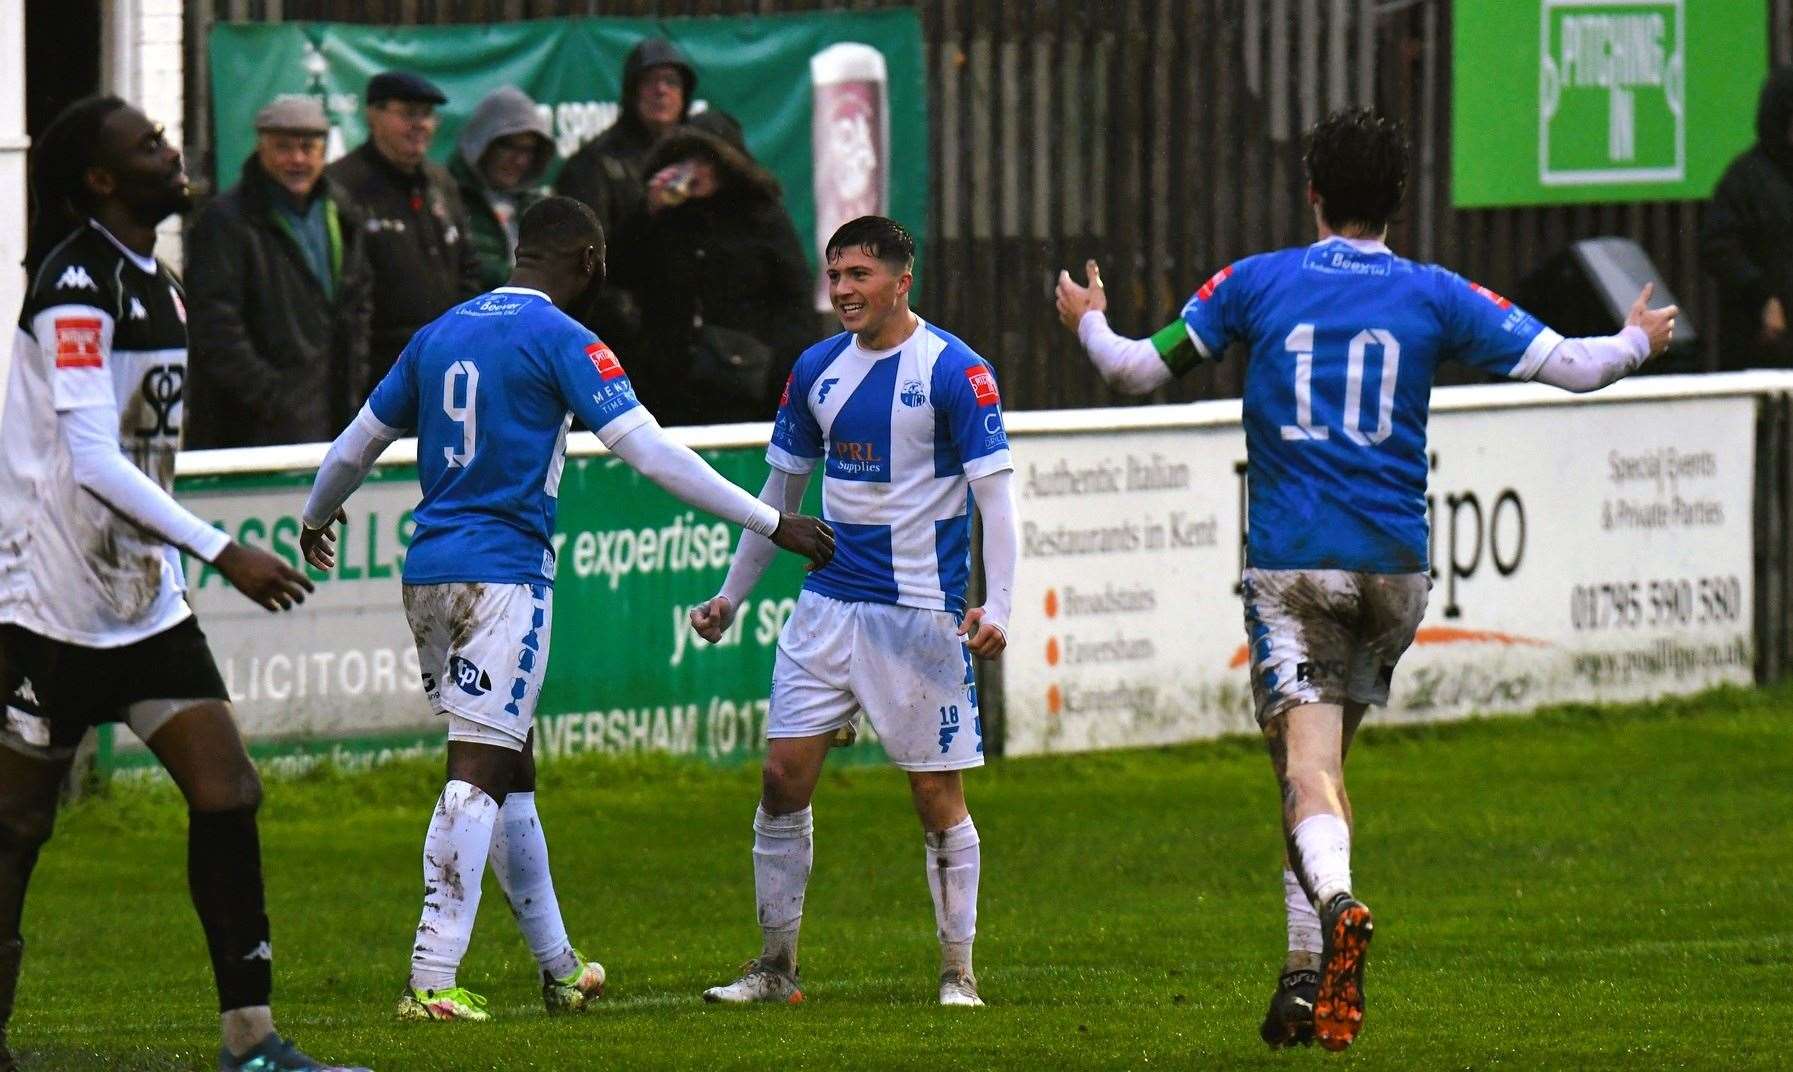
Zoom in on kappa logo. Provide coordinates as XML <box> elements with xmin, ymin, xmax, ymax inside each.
<box><xmin>129</xmin><ymin>297</ymin><xmax>148</xmax><ymax>321</ymax></box>
<box><xmin>242</xmin><ymin>941</ymin><xmax>273</xmax><ymax>962</ymax></box>
<box><xmin>449</xmin><ymin>655</ymin><xmax>492</xmax><ymax>697</ymax></box>
<box><xmin>585</xmin><ymin>341</ymin><xmax>625</xmax><ymax>380</ymax></box>
<box><xmin>900</xmin><ymin>379</ymin><xmax>927</xmax><ymax>407</ymax></box>
<box><xmin>52</xmin><ymin>317</ymin><xmax>104</xmax><ymax>369</ymax></box>
<box><xmin>55</xmin><ymin>265</ymin><xmax>96</xmax><ymax>291</ymax></box>
<box><xmin>1468</xmin><ymin>280</ymin><xmax>1513</xmax><ymax>309</ymax></box>
<box><xmin>963</xmin><ymin>365</ymin><xmax>1000</xmax><ymax>407</ymax></box>
<box><xmin>1195</xmin><ymin>264</ymin><xmax>1234</xmax><ymax>302</ymax></box>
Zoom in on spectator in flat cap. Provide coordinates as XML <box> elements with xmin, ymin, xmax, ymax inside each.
<box><xmin>186</xmin><ymin>95</ymin><xmax>374</xmax><ymax>448</ymax></box>
<box><xmin>326</xmin><ymin>70</ymin><xmax>480</xmax><ymax>389</ymax></box>
<box><xmin>453</xmin><ymin>86</ymin><xmax>556</xmax><ymax>291</ymax></box>
<box><xmin>557</xmin><ymin>37</ymin><xmax>699</xmax><ymax>358</ymax></box>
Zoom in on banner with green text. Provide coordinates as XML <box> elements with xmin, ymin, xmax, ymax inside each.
<box><xmin>1451</xmin><ymin>0</ymin><xmax>1765</xmax><ymax>207</ymax></box>
<box><xmin>101</xmin><ymin>442</ymin><xmax>885</xmax><ymax>776</ymax></box>
<box><xmin>208</xmin><ymin>12</ymin><xmax>927</xmax><ymax>291</ymax></box>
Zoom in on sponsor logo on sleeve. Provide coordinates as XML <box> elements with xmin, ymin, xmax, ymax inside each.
<box><xmin>585</xmin><ymin>341</ymin><xmax>625</xmax><ymax>381</ymax></box>
<box><xmin>1468</xmin><ymin>280</ymin><xmax>1513</xmax><ymax>309</ymax></box>
<box><xmin>55</xmin><ymin>265</ymin><xmax>96</xmax><ymax>291</ymax></box>
<box><xmin>1194</xmin><ymin>264</ymin><xmax>1234</xmax><ymax>302</ymax></box>
<box><xmin>779</xmin><ymin>372</ymin><xmax>794</xmax><ymax>408</ymax></box>
<box><xmin>52</xmin><ymin>318</ymin><xmax>103</xmax><ymax>369</ymax></box>
<box><xmin>964</xmin><ymin>365</ymin><xmax>1000</xmax><ymax>406</ymax></box>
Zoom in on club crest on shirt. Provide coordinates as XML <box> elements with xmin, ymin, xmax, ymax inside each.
<box><xmin>585</xmin><ymin>341</ymin><xmax>625</xmax><ymax>380</ymax></box>
<box><xmin>52</xmin><ymin>317</ymin><xmax>104</xmax><ymax>369</ymax></box>
<box><xmin>900</xmin><ymin>380</ymin><xmax>927</xmax><ymax>407</ymax></box>
<box><xmin>963</xmin><ymin>365</ymin><xmax>1000</xmax><ymax>407</ymax></box>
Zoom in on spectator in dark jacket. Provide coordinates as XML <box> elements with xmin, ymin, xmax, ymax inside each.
<box><xmin>452</xmin><ymin>86</ymin><xmax>555</xmax><ymax>291</ymax></box>
<box><xmin>609</xmin><ymin>111</ymin><xmax>814</xmax><ymax>425</ymax></box>
<box><xmin>1701</xmin><ymin>65</ymin><xmax>1793</xmax><ymax>370</ymax></box>
<box><xmin>326</xmin><ymin>71</ymin><xmax>481</xmax><ymax>390</ymax></box>
<box><xmin>186</xmin><ymin>95</ymin><xmax>373</xmax><ymax>448</ymax></box>
<box><xmin>557</xmin><ymin>38</ymin><xmax>697</xmax><ymax>356</ymax></box>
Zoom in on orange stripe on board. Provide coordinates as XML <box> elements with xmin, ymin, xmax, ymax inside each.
<box><xmin>1227</xmin><ymin>626</ymin><xmax>1548</xmax><ymax>670</ymax></box>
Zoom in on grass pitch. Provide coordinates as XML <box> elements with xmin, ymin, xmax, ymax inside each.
<box><xmin>11</xmin><ymin>686</ymin><xmax>1792</xmax><ymax>1070</ymax></box>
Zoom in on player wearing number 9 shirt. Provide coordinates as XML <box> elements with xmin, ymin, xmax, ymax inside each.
<box><xmin>1054</xmin><ymin>110</ymin><xmax>1679</xmax><ymax>1053</ymax></box>
<box><xmin>297</xmin><ymin>197</ymin><xmax>833</xmax><ymax>1024</ymax></box>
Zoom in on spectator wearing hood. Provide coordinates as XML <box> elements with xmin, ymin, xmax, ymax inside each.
<box><xmin>556</xmin><ymin>38</ymin><xmax>696</xmax><ymax>352</ymax></box>
<box><xmin>453</xmin><ymin>86</ymin><xmax>556</xmax><ymax>291</ymax></box>
<box><xmin>186</xmin><ymin>95</ymin><xmax>373</xmax><ymax>448</ymax></box>
<box><xmin>1701</xmin><ymin>65</ymin><xmax>1793</xmax><ymax>370</ymax></box>
<box><xmin>609</xmin><ymin>110</ymin><xmax>814</xmax><ymax>425</ymax></box>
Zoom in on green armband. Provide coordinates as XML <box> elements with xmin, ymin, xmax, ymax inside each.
<box><xmin>1150</xmin><ymin>320</ymin><xmax>1199</xmax><ymax>376</ymax></box>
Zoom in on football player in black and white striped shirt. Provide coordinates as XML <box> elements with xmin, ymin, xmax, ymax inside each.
<box><xmin>0</xmin><ymin>97</ymin><xmax>366</xmax><ymax>1072</ymax></box>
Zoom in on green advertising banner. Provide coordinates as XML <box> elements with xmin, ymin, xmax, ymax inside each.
<box><xmin>208</xmin><ymin>12</ymin><xmax>927</xmax><ymax>287</ymax></box>
<box><xmin>1452</xmin><ymin>0</ymin><xmax>1765</xmax><ymax>207</ymax></box>
<box><xmin>102</xmin><ymin>443</ymin><xmax>888</xmax><ymax>777</ymax></box>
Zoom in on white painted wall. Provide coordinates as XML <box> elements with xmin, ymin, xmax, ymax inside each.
<box><xmin>0</xmin><ymin>0</ymin><xmax>28</xmax><ymax>402</ymax></box>
<box><xmin>103</xmin><ymin>0</ymin><xmax>186</xmax><ymax>269</ymax></box>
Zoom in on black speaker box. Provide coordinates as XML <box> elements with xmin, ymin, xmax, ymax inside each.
<box><xmin>1515</xmin><ymin>237</ymin><xmax>1697</xmax><ymax>374</ymax></box>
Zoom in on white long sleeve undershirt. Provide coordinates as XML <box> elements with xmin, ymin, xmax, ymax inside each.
<box><xmin>968</xmin><ymin>468</ymin><xmax>1018</xmax><ymax>637</ymax></box>
<box><xmin>62</xmin><ymin>405</ymin><xmax>230</xmax><ymax>562</ymax></box>
<box><xmin>717</xmin><ymin>468</ymin><xmax>809</xmax><ymax>610</ymax></box>
<box><xmin>1078</xmin><ymin>310</ymin><xmax>1652</xmax><ymax>395</ymax></box>
<box><xmin>302</xmin><ymin>405</ymin><xmax>400</xmax><ymax>529</ymax></box>
<box><xmin>1078</xmin><ymin>311</ymin><xmax>1176</xmax><ymax>395</ymax></box>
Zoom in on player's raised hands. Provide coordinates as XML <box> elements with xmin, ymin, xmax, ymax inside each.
<box><xmin>215</xmin><ymin>541</ymin><xmax>315</xmax><ymax>612</ymax></box>
<box><xmin>299</xmin><ymin>507</ymin><xmax>349</xmax><ymax>572</ymax></box>
<box><xmin>1054</xmin><ymin>259</ymin><xmax>1108</xmax><ymax>331</ymax></box>
<box><xmin>771</xmin><ymin>513</ymin><xmax>835</xmax><ymax>570</ymax></box>
<box><xmin>689</xmin><ymin>595</ymin><xmax>737</xmax><ymax>644</ymax></box>
<box><xmin>1625</xmin><ymin>282</ymin><xmax>1679</xmax><ymax>358</ymax></box>
<box><xmin>958</xmin><ymin>607</ymin><xmax>1006</xmax><ymax>659</ymax></box>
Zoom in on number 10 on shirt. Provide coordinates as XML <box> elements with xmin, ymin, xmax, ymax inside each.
<box><xmin>1280</xmin><ymin>323</ymin><xmax>1401</xmax><ymax>446</ymax></box>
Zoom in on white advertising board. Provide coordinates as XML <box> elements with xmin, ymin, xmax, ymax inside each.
<box><xmin>1003</xmin><ymin>380</ymin><xmax>1758</xmax><ymax>756</ymax></box>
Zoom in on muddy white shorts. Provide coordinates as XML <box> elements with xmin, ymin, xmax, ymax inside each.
<box><xmin>1240</xmin><ymin>568</ymin><xmax>1429</xmax><ymax>726</ymax></box>
<box><xmin>403</xmin><ymin>582</ymin><xmax>552</xmax><ymax>751</ymax></box>
<box><xmin>770</xmin><ymin>590</ymin><xmax>984</xmax><ymax>772</ymax></box>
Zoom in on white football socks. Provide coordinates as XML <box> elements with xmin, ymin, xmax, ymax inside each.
<box><xmin>753</xmin><ymin>805</ymin><xmax>813</xmax><ymax>973</ymax></box>
<box><xmin>925</xmin><ymin>816</ymin><xmax>980</xmax><ymax>976</ymax></box>
<box><xmin>1284</xmin><ymin>867</ymin><xmax>1322</xmax><ymax>955</ymax></box>
<box><xmin>410</xmin><ymin>780</ymin><xmax>499</xmax><ymax>991</ymax></box>
<box><xmin>487</xmin><ymin>791</ymin><xmax>581</xmax><ymax>982</ymax></box>
<box><xmin>1290</xmin><ymin>812</ymin><xmax>1353</xmax><ymax>907</ymax></box>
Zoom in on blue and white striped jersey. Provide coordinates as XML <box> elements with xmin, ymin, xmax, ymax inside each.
<box><xmin>768</xmin><ymin>318</ymin><xmax>1013</xmax><ymax>615</ymax></box>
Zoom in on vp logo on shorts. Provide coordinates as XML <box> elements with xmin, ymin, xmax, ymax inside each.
<box><xmin>449</xmin><ymin>655</ymin><xmax>492</xmax><ymax>696</ymax></box>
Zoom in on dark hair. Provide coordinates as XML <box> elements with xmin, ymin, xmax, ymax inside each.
<box><xmin>1303</xmin><ymin>108</ymin><xmax>1408</xmax><ymax>233</ymax></box>
<box><xmin>825</xmin><ymin>215</ymin><xmax>914</xmax><ymax>272</ymax></box>
<box><xmin>516</xmin><ymin>195</ymin><xmax>605</xmax><ymax>259</ymax></box>
<box><xmin>26</xmin><ymin>95</ymin><xmax>128</xmax><ymax>273</ymax></box>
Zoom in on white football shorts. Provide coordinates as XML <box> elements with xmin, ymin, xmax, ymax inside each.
<box><xmin>403</xmin><ymin>581</ymin><xmax>552</xmax><ymax>751</ymax></box>
<box><xmin>770</xmin><ymin>590</ymin><xmax>984</xmax><ymax>772</ymax></box>
<box><xmin>1240</xmin><ymin>568</ymin><xmax>1429</xmax><ymax>726</ymax></box>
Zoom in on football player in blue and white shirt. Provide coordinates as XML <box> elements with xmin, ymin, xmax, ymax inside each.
<box><xmin>1055</xmin><ymin>111</ymin><xmax>1677</xmax><ymax>1051</ymax></box>
<box><xmin>298</xmin><ymin>198</ymin><xmax>833</xmax><ymax>1023</ymax></box>
<box><xmin>688</xmin><ymin>216</ymin><xmax>1021</xmax><ymax>1008</ymax></box>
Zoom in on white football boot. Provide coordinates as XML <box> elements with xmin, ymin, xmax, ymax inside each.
<box><xmin>938</xmin><ymin>969</ymin><xmax>984</xmax><ymax>1007</ymax></box>
<box><xmin>701</xmin><ymin>959</ymin><xmax>803</xmax><ymax>1004</ymax></box>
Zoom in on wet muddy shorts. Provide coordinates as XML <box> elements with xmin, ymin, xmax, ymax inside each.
<box><xmin>1239</xmin><ymin>568</ymin><xmax>1430</xmax><ymax>726</ymax></box>
<box><xmin>770</xmin><ymin>590</ymin><xmax>985</xmax><ymax>772</ymax></box>
<box><xmin>403</xmin><ymin>582</ymin><xmax>552</xmax><ymax>752</ymax></box>
<box><xmin>0</xmin><ymin>617</ymin><xmax>229</xmax><ymax>761</ymax></box>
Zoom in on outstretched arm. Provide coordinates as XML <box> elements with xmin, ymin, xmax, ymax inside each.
<box><xmin>1530</xmin><ymin>284</ymin><xmax>1677</xmax><ymax>393</ymax></box>
<box><xmin>689</xmin><ymin>467</ymin><xmax>812</xmax><ymax>644</ymax></box>
<box><xmin>63</xmin><ymin>404</ymin><xmax>230</xmax><ymax>562</ymax></box>
<box><xmin>1056</xmin><ymin>260</ymin><xmax>1178</xmax><ymax>395</ymax></box>
<box><xmin>300</xmin><ymin>404</ymin><xmax>404</xmax><ymax>569</ymax></box>
<box><xmin>608</xmin><ymin>418</ymin><xmax>834</xmax><ymax>569</ymax></box>
<box><xmin>959</xmin><ymin>469</ymin><xmax>1018</xmax><ymax>659</ymax></box>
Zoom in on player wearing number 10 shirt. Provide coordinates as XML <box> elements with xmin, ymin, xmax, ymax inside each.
<box><xmin>297</xmin><ymin>198</ymin><xmax>833</xmax><ymax>1025</ymax></box>
<box><xmin>1056</xmin><ymin>110</ymin><xmax>1679</xmax><ymax>1053</ymax></box>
